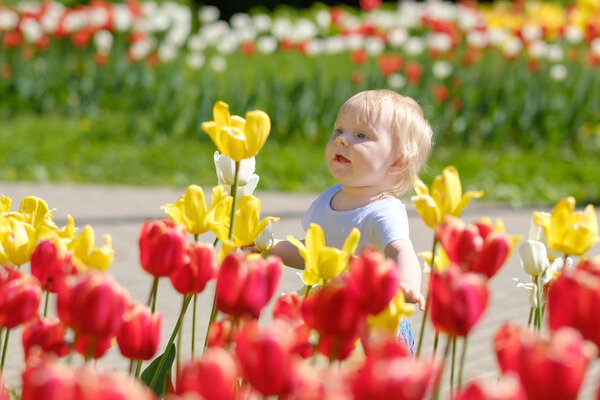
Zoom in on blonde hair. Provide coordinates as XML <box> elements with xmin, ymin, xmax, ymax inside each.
<box><xmin>337</xmin><ymin>89</ymin><xmax>433</xmax><ymax>196</ymax></box>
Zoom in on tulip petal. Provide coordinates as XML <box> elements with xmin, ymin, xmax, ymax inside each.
<box><xmin>244</xmin><ymin>110</ymin><xmax>271</xmax><ymax>158</ymax></box>
<box><xmin>412</xmin><ymin>177</ymin><xmax>429</xmax><ymax>196</ymax></box>
<box><xmin>213</xmin><ymin>101</ymin><xmax>231</xmax><ymax>127</ymax></box>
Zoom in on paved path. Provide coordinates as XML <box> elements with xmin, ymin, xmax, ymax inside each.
<box><xmin>2</xmin><ymin>181</ymin><xmax>600</xmax><ymax>397</ymax></box>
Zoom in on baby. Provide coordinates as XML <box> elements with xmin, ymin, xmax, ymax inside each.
<box><xmin>270</xmin><ymin>89</ymin><xmax>433</xmax><ymax>352</ymax></box>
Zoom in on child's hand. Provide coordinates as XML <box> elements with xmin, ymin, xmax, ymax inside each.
<box><xmin>399</xmin><ymin>282</ymin><xmax>425</xmax><ymax>311</ymax></box>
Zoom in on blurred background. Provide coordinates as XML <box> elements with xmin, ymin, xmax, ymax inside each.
<box><xmin>0</xmin><ymin>0</ymin><xmax>599</xmax><ymax>205</ymax></box>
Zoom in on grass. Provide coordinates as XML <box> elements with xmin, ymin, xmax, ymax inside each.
<box><xmin>1</xmin><ymin>112</ymin><xmax>599</xmax><ymax>206</ymax></box>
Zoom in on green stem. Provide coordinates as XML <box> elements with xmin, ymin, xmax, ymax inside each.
<box><xmin>149</xmin><ymin>295</ymin><xmax>192</xmax><ymax>389</ymax></box>
<box><xmin>129</xmin><ymin>359</ymin><xmax>134</xmax><ymax>375</ymax></box>
<box><xmin>458</xmin><ymin>336</ymin><xmax>468</xmax><ymax>389</ymax></box>
<box><xmin>432</xmin><ymin>336</ymin><xmax>453</xmax><ymax>400</ymax></box>
<box><xmin>304</xmin><ymin>285</ymin><xmax>312</xmax><ymax>298</ymax></box>
<box><xmin>191</xmin><ymin>294</ymin><xmax>197</xmax><ymax>359</ymax></box>
<box><xmin>0</xmin><ymin>329</ymin><xmax>8</xmax><ymax>370</ymax></box>
<box><xmin>203</xmin><ymin>291</ymin><xmax>218</xmax><ymax>350</ymax></box>
<box><xmin>450</xmin><ymin>337</ymin><xmax>457</xmax><ymax>397</ymax></box>
<box><xmin>535</xmin><ymin>275</ymin><xmax>542</xmax><ymax>331</ymax></box>
<box><xmin>432</xmin><ymin>331</ymin><xmax>440</xmax><ymax>359</ymax></box>
<box><xmin>134</xmin><ymin>360</ymin><xmax>142</xmax><ymax>379</ymax></box>
<box><xmin>176</xmin><ymin>301</ymin><xmax>183</xmax><ymax>380</ymax></box>
<box><xmin>147</xmin><ymin>277</ymin><xmax>159</xmax><ymax>313</ymax></box>
<box><xmin>416</xmin><ymin>236</ymin><xmax>438</xmax><ymax>358</ymax></box>
<box><xmin>527</xmin><ymin>306</ymin><xmax>534</xmax><ymax>328</ymax></box>
<box><xmin>43</xmin><ymin>290</ymin><xmax>50</xmax><ymax>317</ymax></box>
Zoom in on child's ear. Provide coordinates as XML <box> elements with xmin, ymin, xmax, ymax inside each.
<box><xmin>388</xmin><ymin>157</ymin><xmax>408</xmax><ymax>175</ymax></box>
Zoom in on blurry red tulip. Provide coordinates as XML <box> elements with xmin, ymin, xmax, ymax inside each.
<box><xmin>273</xmin><ymin>293</ymin><xmax>313</xmax><ymax>358</ymax></box>
<box><xmin>139</xmin><ymin>219</ymin><xmax>189</xmax><ymax>278</ymax></box>
<box><xmin>57</xmin><ymin>271</ymin><xmax>129</xmax><ymax>339</ymax></box>
<box><xmin>30</xmin><ymin>240</ymin><xmax>75</xmax><ymax>292</ymax></box>
<box><xmin>547</xmin><ymin>267</ymin><xmax>600</xmax><ymax>349</ymax></box>
<box><xmin>351</xmin><ymin>70</ymin><xmax>364</xmax><ymax>85</ymax></box>
<box><xmin>0</xmin><ymin>376</ymin><xmax>7</xmax><ymax>400</ymax></box>
<box><xmin>72</xmin><ymin>333</ymin><xmax>113</xmax><ymax>359</ymax></box>
<box><xmin>362</xmin><ymin>335</ymin><xmax>409</xmax><ymax>359</ymax></box>
<box><xmin>22</xmin><ymin>317</ymin><xmax>69</xmax><ymax>358</ymax></box>
<box><xmin>235</xmin><ymin>320</ymin><xmax>295</xmax><ymax>397</ymax></box>
<box><xmin>240</xmin><ymin>41</ymin><xmax>256</xmax><ymax>56</ymax></box>
<box><xmin>177</xmin><ymin>347</ymin><xmax>238</xmax><ymax>400</ymax></box>
<box><xmin>516</xmin><ymin>327</ymin><xmax>596</xmax><ymax>400</ymax></box>
<box><xmin>347</xmin><ymin>246</ymin><xmax>398</xmax><ymax>315</ymax></box>
<box><xmin>359</xmin><ymin>0</ymin><xmax>381</xmax><ymax>11</ymax></box>
<box><xmin>405</xmin><ymin>62</ymin><xmax>423</xmax><ymax>85</ymax></box>
<box><xmin>76</xmin><ymin>365</ymin><xmax>157</xmax><ymax>400</ymax></box>
<box><xmin>289</xmin><ymin>363</ymin><xmax>352</xmax><ymax>400</ymax></box>
<box><xmin>116</xmin><ymin>304</ymin><xmax>161</xmax><ymax>361</ymax></box>
<box><xmin>22</xmin><ymin>352</ymin><xmax>77</xmax><ymax>400</ymax></box>
<box><xmin>377</xmin><ymin>55</ymin><xmax>403</xmax><ymax>77</ymax></box>
<box><xmin>493</xmin><ymin>321</ymin><xmax>523</xmax><ymax>374</ymax></box>
<box><xmin>207</xmin><ymin>317</ymin><xmax>234</xmax><ymax>348</ymax></box>
<box><xmin>2</xmin><ymin>30</ymin><xmax>21</xmax><ymax>49</ymax></box>
<box><xmin>216</xmin><ymin>252</ymin><xmax>282</xmax><ymax>319</ymax></box>
<box><xmin>430</xmin><ymin>266</ymin><xmax>489</xmax><ymax>337</ymax></box>
<box><xmin>350</xmin><ymin>49</ymin><xmax>368</xmax><ymax>65</ymax></box>
<box><xmin>453</xmin><ymin>374</ymin><xmax>526</xmax><ymax>400</ymax></box>
<box><xmin>170</xmin><ymin>242</ymin><xmax>215</xmax><ymax>295</ymax></box>
<box><xmin>71</xmin><ymin>28</ymin><xmax>93</xmax><ymax>49</ymax></box>
<box><xmin>0</xmin><ymin>267</ymin><xmax>42</xmax><ymax>329</ymax></box>
<box><xmin>433</xmin><ymin>85</ymin><xmax>450</xmax><ymax>103</ymax></box>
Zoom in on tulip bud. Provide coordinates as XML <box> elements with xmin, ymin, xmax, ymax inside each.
<box><xmin>76</xmin><ymin>364</ymin><xmax>157</xmax><ymax>400</ymax></box>
<box><xmin>214</xmin><ymin>151</ymin><xmax>258</xmax><ymax>187</ymax></box>
<box><xmin>139</xmin><ymin>219</ymin><xmax>189</xmax><ymax>277</ymax></box>
<box><xmin>22</xmin><ymin>352</ymin><xmax>77</xmax><ymax>400</ymax></box>
<box><xmin>117</xmin><ymin>304</ymin><xmax>161</xmax><ymax>361</ymax></box>
<box><xmin>22</xmin><ymin>317</ymin><xmax>69</xmax><ymax>358</ymax></box>
<box><xmin>207</xmin><ymin>317</ymin><xmax>234</xmax><ymax>348</ymax></box>
<box><xmin>519</xmin><ymin>240</ymin><xmax>550</xmax><ymax>277</ymax></box>
<box><xmin>177</xmin><ymin>347</ymin><xmax>238</xmax><ymax>400</ymax></box>
<box><xmin>72</xmin><ymin>334</ymin><xmax>113</xmax><ymax>359</ymax></box>
<box><xmin>494</xmin><ymin>321</ymin><xmax>524</xmax><ymax>374</ymax></box>
<box><xmin>453</xmin><ymin>375</ymin><xmax>526</xmax><ymax>400</ymax></box>
<box><xmin>169</xmin><ymin>242</ymin><xmax>215</xmax><ymax>295</ymax></box>
<box><xmin>30</xmin><ymin>240</ymin><xmax>75</xmax><ymax>292</ymax></box>
<box><xmin>0</xmin><ymin>267</ymin><xmax>42</xmax><ymax>329</ymax></box>
<box><xmin>255</xmin><ymin>220</ymin><xmax>274</xmax><ymax>254</ymax></box>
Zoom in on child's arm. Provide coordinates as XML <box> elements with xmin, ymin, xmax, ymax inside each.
<box><xmin>269</xmin><ymin>239</ymin><xmax>305</xmax><ymax>270</ymax></box>
<box><xmin>385</xmin><ymin>239</ymin><xmax>425</xmax><ymax>311</ymax></box>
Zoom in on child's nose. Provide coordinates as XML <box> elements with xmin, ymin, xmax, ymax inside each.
<box><xmin>335</xmin><ymin>135</ymin><xmax>348</xmax><ymax>147</ymax></box>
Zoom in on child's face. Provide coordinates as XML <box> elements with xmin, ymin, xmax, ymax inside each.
<box><xmin>325</xmin><ymin>109</ymin><xmax>400</xmax><ymax>192</ymax></box>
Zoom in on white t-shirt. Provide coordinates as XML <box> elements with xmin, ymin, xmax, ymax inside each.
<box><xmin>301</xmin><ymin>184</ymin><xmax>411</xmax><ymax>252</ymax></box>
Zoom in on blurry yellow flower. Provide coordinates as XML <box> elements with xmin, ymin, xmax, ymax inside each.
<box><xmin>578</xmin><ymin>0</ymin><xmax>600</xmax><ymax>13</ymax></box>
<box><xmin>367</xmin><ymin>291</ymin><xmax>414</xmax><ymax>334</ymax></box>
<box><xmin>0</xmin><ymin>195</ymin><xmax>10</xmax><ymax>213</ymax></box>
<box><xmin>288</xmin><ymin>224</ymin><xmax>360</xmax><ymax>286</ymax></box>
<box><xmin>68</xmin><ymin>225</ymin><xmax>114</xmax><ymax>271</ymax></box>
<box><xmin>1</xmin><ymin>195</ymin><xmax>57</xmax><ymax>241</ymax></box>
<box><xmin>0</xmin><ymin>215</ymin><xmax>37</xmax><ymax>266</ymax></box>
<box><xmin>201</xmin><ymin>101</ymin><xmax>271</xmax><ymax>161</ymax></box>
<box><xmin>418</xmin><ymin>246</ymin><xmax>450</xmax><ymax>273</ymax></box>
<box><xmin>162</xmin><ymin>185</ymin><xmax>232</xmax><ymax>236</ymax></box>
<box><xmin>57</xmin><ymin>215</ymin><xmax>78</xmax><ymax>247</ymax></box>
<box><xmin>411</xmin><ymin>166</ymin><xmax>483</xmax><ymax>229</ymax></box>
<box><xmin>533</xmin><ymin>197</ymin><xmax>599</xmax><ymax>256</ymax></box>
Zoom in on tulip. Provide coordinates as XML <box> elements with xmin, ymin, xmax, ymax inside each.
<box><xmin>201</xmin><ymin>100</ymin><xmax>271</xmax><ymax>161</ymax></box>
<box><xmin>367</xmin><ymin>290</ymin><xmax>414</xmax><ymax>335</ymax></box>
<box><xmin>493</xmin><ymin>321</ymin><xmax>524</xmax><ymax>374</ymax></box>
<box><xmin>0</xmin><ymin>376</ymin><xmax>7</xmax><ymax>400</ymax></box>
<box><xmin>30</xmin><ymin>239</ymin><xmax>75</xmax><ymax>292</ymax></box>
<box><xmin>76</xmin><ymin>364</ymin><xmax>157</xmax><ymax>400</ymax></box>
<box><xmin>411</xmin><ymin>166</ymin><xmax>483</xmax><ymax>229</ymax></box>
<box><xmin>255</xmin><ymin>220</ymin><xmax>274</xmax><ymax>255</ymax></box>
<box><xmin>21</xmin><ymin>352</ymin><xmax>77</xmax><ymax>400</ymax></box>
<box><xmin>22</xmin><ymin>317</ymin><xmax>69</xmax><ymax>358</ymax></box>
<box><xmin>18</xmin><ymin>195</ymin><xmax>57</xmax><ymax>234</ymax></box>
<box><xmin>273</xmin><ymin>293</ymin><xmax>313</xmax><ymax>358</ymax></box>
<box><xmin>56</xmin><ymin>271</ymin><xmax>129</xmax><ymax>341</ymax></box>
<box><xmin>177</xmin><ymin>347</ymin><xmax>238</xmax><ymax>400</ymax></box>
<box><xmin>528</xmin><ymin>214</ymin><xmax>561</xmax><ymax>261</ymax></box>
<box><xmin>206</xmin><ymin>317</ymin><xmax>234</xmax><ymax>348</ymax></box>
<box><xmin>0</xmin><ymin>215</ymin><xmax>37</xmax><ymax>266</ymax></box>
<box><xmin>214</xmin><ymin>151</ymin><xmax>259</xmax><ymax>196</ymax></box>
<box><xmin>0</xmin><ymin>267</ymin><xmax>42</xmax><ymax>329</ymax></box>
<box><xmin>288</xmin><ymin>223</ymin><xmax>360</xmax><ymax>286</ymax></box>
<box><xmin>116</xmin><ymin>304</ymin><xmax>161</xmax><ymax>361</ymax></box>
<box><xmin>169</xmin><ymin>242</ymin><xmax>215</xmax><ymax>295</ymax></box>
<box><xmin>139</xmin><ymin>219</ymin><xmax>189</xmax><ymax>277</ymax></box>
<box><xmin>453</xmin><ymin>375</ymin><xmax>526</xmax><ymax>400</ymax></box>
<box><xmin>162</xmin><ymin>185</ymin><xmax>232</xmax><ymax>236</ymax></box>
<box><xmin>533</xmin><ymin>197</ymin><xmax>599</xmax><ymax>256</ymax></box>
<box><xmin>68</xmin><ymin>225</ymin><xmax>114</xmax><ymax>272</ymax></box>
<box><xmin>518</xmin><ymin>240</ymin><xmax>550</xmax><ymax>276</ymax></box>
<box><xmin>430</xmin><ymin>266</ymin><xmax>489</xmax><ymax>337</ymax></box>
<box><xmin>72</xmin><ymin>333</ymin><xmax>113</xmax><ymax>359</ymax></box>
<box><xmin>235</xmin><ymin>320</ymin><xmax>296</xmax><ymax>396</ymax></box>
<box><xmin>0</xmin><ymin>195</ymin><xmax>10</xmax><ymax>213</ymax></box>
<box><xmin>216</xmin><ymin>252</ymin><xmax>282</xmax><ymax>319</ymax></box>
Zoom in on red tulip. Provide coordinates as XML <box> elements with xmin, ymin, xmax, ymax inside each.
<box><xmin>177</xmin><ymin>347</ymin><xmax>238</xmax><ymax>400</ymax></box>
<box><xmin>0</xmin><ymin>375</ymin><xmax>7</xmax><ymax>400</ymax></box>
<box><xmin>139</xmin><ymin>219</ymin><xmax>189</xmax><ymax>277</ymax></box>
<box><xmin>207</xmin><ymin>317</ymin><xmax>234</xmax><ymax>348</ymax></box>
<box><xmin>350</xmin><ymin>49</ymin><xmax>368</xmax><ymax>65</ymax></box>
<box><xmin>216</xmin><ymin>252</ymin><xmax>282</xmax><ymax>319</ymax></box>
<box><xmin>22</xmin><ymin>317</ymin><xmax>69</xmax><ymax>358</ymax></box>
<box><xmin>347</xmin><ymin>246</ymin><xmax>399</xmax><ymax>315</ymax></box>
<box><xmin>235</xmin><ymin>320</ymin><xmax>296</xmax><ymax>397</ymax></box>
<box><xmin>430</xmin><ymin>266</ymin><xmax>489</xmax><ymax>337</ymax></box>
<box><xmin>117</xmin><ymin>304</ymin><xmax>161</xmax><ymax>360</ymax></box>
<box><xmin>76</xmin><ymin>365</ymin><xmax>156</xmax><ymax>400</ymax></box>
<box><xmin>377</xmin><ymin>55</ymin><xmax>403</xmax><ymax>77</ymax></box>
<box><xmin>359</xmin><ymin>0</ymin><xmax>381</xmax><ymax>11</ymax></box>
<box><xmin>433</xmin><ymin>85</ymin><xmax>450</xmax><ymax>103</ymax></box>
<box><xmin>72</xmin><ymin>333</ymin><xmax>113</xmax><ymax>359</ymax></box>
<box><xmin>493</xmin><ymin>321</ymin><xmax>523</xmax><ymax>374</ymax></box>
<box><xmin>516</xmin><ymin>327</ymin><xmax>596</xmax><ymax>400</ymax></box>
<box><xmin>273</xmin><ymin>292</ymin><xmax>302</xmax><ymax>320</ymax></box>
<box><xmin>57</xmin><ymin>271</ymin><xmax>129</xmax><ymax>340</ymax></box>
<box><xmin>273</xmin><ymin>293</ymin><xmax>313</xmax><ymax>358</ymax></box>
<box><xmin>0</xmin><ymin>267</ymin><xmax>42</xmax><ymax>329</ymax></box>
<box><xmin>21</xmin><ymin>352</ymin><xmax>77</xmax><ymax>400</ymax></box>
<box><xmin>405</xmin><ymin>62</ymin><xmax>423</xmax><ymax>85</ymax></box>
<box><xmin>30</xmin><ymin>240</ymin><xmax>75</xmax><ymax>292</ymax></box>
<box><xmin>453</xmin><ymin>374</ymin><xmax>526</xmax><ymax>400</ymax></box>
<box><xmin>169</xmin><ymin>242</ymin><xmax>215</xmax><ymax>295</ymax></box>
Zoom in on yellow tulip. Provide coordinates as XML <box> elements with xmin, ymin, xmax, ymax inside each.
<box><xmin>533</xmin><ymin>197</ymin><xmax>599</xmax><ymax>256</ymax></box>
<box><xmin>0</xmin><ymin>215</ymin><xmax>37</xmax><ymax>266</ymax></box>
<box><xmin>288</xmin><ymin>224</ymin><xmax>360</xmax><ymax>286</ymax></box>
<box><xmin>367</xmin><ymin>291</ymin><xmax>414</xmax><ymax>334</ymax></box>
<box><xmin>0</xmin><ymin>195</ymin><xmax>11</xmax><ymax>213</ymax></box>
<box><xmin>201</xmin><ymin>101</ymin><xmax>271</xmax><ymax>161</ymax></box>
<box><xmin>68</xmin><ymin>225</ymin><xmax>114</xmax><ymax>271</ymax></box>
<box><xmin>418</xmin><ymin>246</ymin><xmax>450</xmax><ymax>273</ymax></box>
<box><xmin>162</xmin><ymin>185</ymin><xmax>232</xmax><ymax>236</ymax></box>
<box><xmin>411</xmin><ymin>166</ymin><xmax>483</xmax><ymax>229</ymax></box>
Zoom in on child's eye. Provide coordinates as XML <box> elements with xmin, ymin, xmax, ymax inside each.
<box><xmin>357</xmin><ymin>132</ymin><xmax>368</xmax><ymax>139</ymax></box>
<box><xmin>334</xmin><ymin>128</ymin><xmax>343</xmax><ymax>136</ymax></box>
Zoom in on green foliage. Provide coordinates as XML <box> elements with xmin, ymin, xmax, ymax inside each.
<box><xmin>141</xmin><ymin>343</ymin><xmax>176</xmax><ymax>397</ymax></box>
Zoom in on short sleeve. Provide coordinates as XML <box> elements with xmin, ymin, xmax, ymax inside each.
<box><xmin>368</xmin><ymin>200</ymin><xmax>410</xmax><ymax>250</ymax></box>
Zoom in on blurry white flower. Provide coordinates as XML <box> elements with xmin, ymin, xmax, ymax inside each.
<box><xmin>231</xmin><ymin>13</ymin><xmax>251</xmax><ymax>30</ymax></box>
<box><xmin>432</xmin><ymin>60</ymin><xmax>453</xmax><ymax>79</ymax></box>
<box><xmin>292</xmin><ymin>18</ymin><xmax>317</xmax><ymax>42</ymax></box>
<box><xmin>425</xmin><ymin>0</ymin><xmax>456</xmax><ymax>21</ymax></box>
<box><xmin>397</xmin><ymin>1</ymin><xmax>423</xmax><ymax>28</ymax></box>
<box><xmin>40</xmin><ymin>4</ymin><xmax>64</xmax><ymax>33</ymax></box>
<box><xmin>187</xmin><ymin>34</ymin><xmax>206</xmax><ymax>51</ymax></box>
<box><xmin>304</xmin><ymin>39</ymin><xmax>324</xmax><ymax>55</ymax></box>
<box><xmin>340</xmin><ymin>14</ymin><xmax>360</xmax><ymax>31</ymax></box>
<box><xmin>255</xmin><ymin>221</ymin><xmax>274</xmax><ymax>253</ymax></box>
<box><xmin>158</xmin><ymin>43</ymin><xmax>178</xmax><ymax>62</ymax></box>
<box><xmin>545</xmin><ymin>44</ymin><xmax>564</xmax><ymax>62</ymax></box>
<box><xmin>387</xmin><ymin>73</ymin><xmax>406</xmax><ymax>89</ymax></box>
<box><xmin>404</xmin><ymin>37</ymin><xmax>424</xmax><ymax>55</ymax></box>
<box><xmin>427</xmin><ymin>32</ymin><xmax>453</xmax><ymax>53</ymax></box>
<box><xmin>315</xmin><ymin>9</ymin><xmax>331</xmax><ymax>28</ymax></box>
<box><xmin>253</xmin><ymin>14</ymin><xmax>271</xmax><ymax>32</ymax></box>
<box><xmin>344</xmin><ymin>34</ymin><xmax>364</xmax><ymax>51</ymax></box>
<box><xmin>564</xmin><ymin>25</ymin><xmax>583</xmax><ymax>44</ymax></box>
<box><xmin>130</xmin><ymin>37</ymin><xmax>155</xmax><ymax>61</ymax></box>
<box><xmin>324</xmin><ymin>36</ymin><xmax>345</xmax><ymax>54</ymax></box>
<box><xmin>210</xmin><ymin>55</ymin><xmax>227</xmax><ymax>72</ymax></box>
<box><xmin>94</xmin><ymin>30</ymin><xmax>113</xmax><ymax>53</ymax></box>
<box><xmin>521</xmin><ymin>24</ymin><xmax>542</xmax><ymax>42</ymax></box>
<box><xmin>233</xmin><ymin>26</ymin><xmax>256</xmax><ymax>43</ymax></box>
<box><xmin>513</xmin><ymin>278</ymin><xmax>539</xmax><ymax>308</ymax></box>
<box><xmin>501</xmin><ymin>36</ymin><xmax>522</xmax><ymax>58</ymax></box>
<box><xmin>216</xmin><ymin>35</ymin><xmax>239</xmax><ymax>54</ymax></box>
<box><xmin>198</xmin><ymin>6</ymin><xmax>220</xmax><ymax>24</ymax></box>
<box><xmin>519</xmin><ymin>240</ymin><xmax>550</xmax><ymax>276</ymax></box>
<box><xmin>186</xmin><ymin>52</ymin><xmax>205</xmax><ymax>69</ymax></box>
<box><xmin>488</xmin><ymin>27</ymin><xmax>509</xmax><ymax>46</ymax></box>
<box><xmin>467</xmin><ymin>30</ymin><xmax>489</xmax><ymax>48</ymax></box>
<box><xmin>528</xmin><ymin>40</ymin><xmax>547</xmax><ymax>60</ymax></box>
<box><xmin>364</xmin><ymin>37</ymin><xmax>385</xmax><ymax>55</ymax></box>
<box><xmin>272</xmin><ymin>17</ymin><xmax>292</xmax><ymax>39</ymax></box>
<box><xmin>142</xmin><ymin>1</ymin><xmax>159</xmax><ymax>17</ymax></box>
<box><xmin>365</xmin><ymin>10</ymin><xmax>396</xmax><ymax>30</ymax></box>
<box><xmin>113</xmin><ymin>4</ymin><xmax>134</xmax><ymax>32</ymax></box>
<box><xmin>257</xmin><ymin>36</ymin><xmax>277</xmax><ymax>54</ymax></box>
<box><xmin>387</xmin><ymin>27</ymin><xmax>408</xmax><ymax>47</ymax></box>
<box><xmin>166</xmin><ymin>27</ymin><xmax>189</xmax><ymax>47</ymax></box>
<box><xmin>88</xmin><ymin>7</ymin><xmax>109</xmax><ymax>28</ymax></box>
<box><xmin>214</xmin><ymin>152</ymin><xmax>259</xmax><ymax>196</ymax></box>
<box><xmin>63</xmin><ymin>10</ymin><xmax>88</xmax><ymax>33</ymax></box>
<box><xmin>457</xmin><ymin>6</ymin><xmax>482</xmax><ymax>30</ymax></box>
<box><xmin>452</xmin><ymin>117</ymin><xmax>466</xmax><ymax>133</ymax></box>
<box><xmin>21</xmin><ymin>18</ymin><xmax>43</xmax><ymax>43</ymax></box>
<box><xmin>591</xmin><ymin>38</ymin><xmax>600</xmax><ymax>56</ymax></box>
<box><xmin>201</xmin><ymin>21</ymin><xmax>230</xmax><ymax>45</ymax></box>
<box><xmin>549</xmin><ymin>64</ymin><xmax>567</xmax><ymax>81</ymax></box>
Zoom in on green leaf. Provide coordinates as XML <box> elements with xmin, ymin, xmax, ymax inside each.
<box><xmin>140</xmin><ymin>343</ymin><xmax>176</xmax><ymax>397</ymax></box>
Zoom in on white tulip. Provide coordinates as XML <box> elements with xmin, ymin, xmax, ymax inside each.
<box><xmin>210</xmin><ymin>56</ymin><xmax>227</xmax><ymax>73</ymax></box>
<box><xmin>364</xmin><ymin>37</ymin><xmax>385</xmax><ymax>56</ymax></box>
<box><xmin>257</xmin><ymin>36</ymin><xmax>277</xmax><ymax>54</ymax></box>
<box><xmin>188</xmin><ymin>34</ymin><xmax>206</xmax><ymax>51</ymax></box>
<box><xmin>501</xmin><ymin>36</ymin><xmax>522</xmax><ymax>58</ymax></box>
<box><xmin>591</xmin><ymin>38</ymin><xmax>600</xmax><ymax>57</ymax></box>
<box><xmin>519</xmin><ymin>240</ymin><xmax>550</xmax><ymax>276</ymax></box>
<box><xmin>21</xmin><ymin>18</ymin><xmax>43</xmax><ymax>43</ymax></box>
<box><xmin>253</xmin><ymin>14</ymin><xmax>271</xmax><ymax>32</ymax></box>
<box><xmin>186</xmin><ymin>52</ymin><xmax>205</xmax><ymax>70</ymax></box>
<box><xmin>88</xmin><ymin>7</ymin><xmax>109</xmax><ymax>28</ymax></box>
<box><xmin>231</xmin><ymin>13</ymin><xmax>252</xmax><ymax>30</ymax></box>
<box><xmin>513</xmin><ymin>278</ymin><xmax>539</xmax><ymax>308</ymax></box>
<box><xmin>467</xmin><ymin>30</ymin><xmax>488</xmax><ymax>49</ymax></box>
<box><xmin>432</xmin><ymin>61</ymin><xmax>453</xmax><ymax>80</ymax></box>
<box><xmin>315</xmin><ymin>9</ymin><xmax>331</xmax><ymax>28</ymax></box>
<box><xmin>564</xmin><ymin>25</ymin><xmax>583</xmax><ymax>44</ymax></box>
<box><xmin>404</xmin><ymin>37</ymin><xmax>424</xmax><ymax>56</ymax></box>
<box><xmin>304</xmin><ymin>39</ymin><xmax>324</xmax><ymax>56</ymax></box>
<box><xmin>488</xmin><ymin>27</ymin><xmax>509</xmax><ymax>46</ymax></box>
<box><xmin>387</xmin><ymin>28</ymin><xmax>408</xmax><ymax>48</ymax></box>
<box><xmin>427</xmin><ymin>32</ymin><xmax>453</xmax><ymax>53</ymax></box>
<box><xmin>214</xmin><ymin>152</ymin><xmax>257</xmax><ymax>186</ymax></box>
<box><xmin>158</xmin><ymin>43</ymin><xmax>178</xmax><ymax>62</ymax></box>
<box><xmin>387</xmin><ymin>73</ymin><xmax>406</xmax><ymax>89</ymax></box>
<box><xmin>549</xmin><ymin>64</ymin><xmax>567</xmax><ymax>82</ymax></box>
<box><xmin>528</xmin><ymin>40</ymin><xmax>547</xmax><ymax>60</ymax></box>
<box><xmin>94</xmin><ymin>30</ymin><xmax>113</xmax><ymax>53</ymax></box>
<box><xmin>198</xmin><ymin>6</ymin><xmax>219</xmax><ymax>24</ymax></box>
<box><xmin>255</xmin><ymin>220</ymin><xmax>275</xmax><ymax>253</ymax></box>
<box><xmin>545</xmin><ymin>44</ymin><xmax>564</xmax><ymax>62</ymax></box>
<box><xmin>272</xmin><ymin>18</ymin><xmax>292</xmax><ymax>39</ymax></box>
<box><xmin>521</xmin><ymin>24</ymin><xmax>542</xmax><ymax>42</ymax></box>
<box><xmin>344</xmin><ymin>34</ymin><xmax>364</xmax><ymax>51</ymax></box>
<box><xmin>323</xmin><ymin>36</ymin><xmax>345</xmax><ymax>54</ymax></box>
<box><xmin>113</xmin><ymin>5</ymin><xmax>133</xmax><ymax>32</ymax></box>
